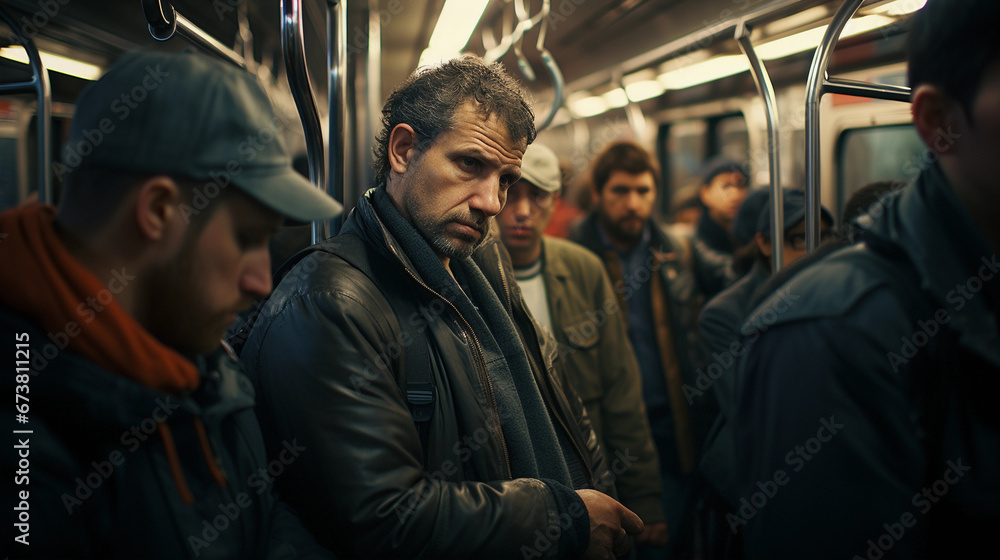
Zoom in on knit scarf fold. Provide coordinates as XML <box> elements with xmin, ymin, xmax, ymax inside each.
<box><xmin>370</xmin><ymin>189</ymin><xmax>572</xmax><ymax>484</ymax></box>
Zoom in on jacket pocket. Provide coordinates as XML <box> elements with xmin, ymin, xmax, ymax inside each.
<box><xmin>557</xmin><ymin>317</ymin><xmax>602</xmax><ymax>404</ymax></box>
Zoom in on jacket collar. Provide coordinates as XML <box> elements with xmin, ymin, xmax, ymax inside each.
<box><xmin>572</xmin><ymin>211</ymin><xmax>675</xmax><ymax>255</ymax></box>
<box><xmin>866</xmin><ymin>163</ymin><xmax>999</xmax><ymax>366</ymax></box>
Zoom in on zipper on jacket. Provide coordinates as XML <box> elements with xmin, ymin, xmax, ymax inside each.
<box><xmin>398</xmin><ymin>265</ymin><xmax>513</xmax><ymax>479</ymax></box>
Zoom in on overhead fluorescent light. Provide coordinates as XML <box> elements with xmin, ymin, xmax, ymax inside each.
<box><xmin>567</xmin><ymin>91</ymin><xmax>608</xmax><ymax>118</ymax></box>
<box><xmin>867</xmin><ymin>0</ymin><xmax>927</xmax><ymax>16</ymax></box>
<box><xmin>756</xmin><ymin>15</ymin><xmax>896</xmax><ymax>60</ymax></box>
<box><xmin>418</xmin><ymin>0</ymin><xmax>491</xmax><ymax>68</ymax></box>
<box><xmin>625</xmin><ymin>80</ymin><xmax>665</xmax><ymax>102</ymax></box>
<box><xmin>0</xmin><ymin>47</ymin><xmax>102</xmax><ymax>80</ymax></box>
<box><xmin>658</xmin><ymin>55</ymin><xmax>750</xmax><ymax>90</ymax></box>
<box><xmin>601</xmin><ymin>88</ymin><xmax>628</xmax><ymax>108</ymax></box>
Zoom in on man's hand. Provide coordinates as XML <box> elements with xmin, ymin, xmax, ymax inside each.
<box><xmin>576</xmin><ymin>489</ymin><xmax>644</xmax><ymax>560</ymax></box>
<box><xmin>636</xmin><ymin>521</ymin><xmax>669</xmax><ymax>547</ymax></box>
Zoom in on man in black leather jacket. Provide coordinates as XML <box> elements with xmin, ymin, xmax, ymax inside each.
<box><xmin>240</xmin><ymin>55</ymin><xmax>642</xmax><ymax>560</ymax></box>
<box><xmin>732</xmin><ymin>1</ymin><xmax>1000</xmax><ymax>558</ymax></box>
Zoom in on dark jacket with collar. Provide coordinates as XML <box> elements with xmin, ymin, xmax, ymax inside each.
<box><xmin>696</xmin><ymin>212</ymin><xmax>736</xmax><ymax>255</ymax></box>
<box><xmin>240</xmin><ymin>190</ymin><xmax>610</xmax><ymax>559</ymax></box>
<box><xmin>0</xmin><ymin>309</ymin><xmax>331</xmax><ymax>560</ymax></box>
<box><xmin>569</xmin><ymin>214</ymin><xmax>732</xmax><ymax>471</ymax></box>
<box><xmin>733</xmin><ymin>164</ymin><xmax>1000</xmax><ymax>559</ymax></box>
<box><xmin>539</xmin><ymin>235</ymin><xmax>666</xmax><ymax>525</ymax></box>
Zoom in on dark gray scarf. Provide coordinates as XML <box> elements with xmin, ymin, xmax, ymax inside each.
<box><xmin>371</xmin><ymin>188</ymin><xmax>572</xmax><ymax>485</ymax></box>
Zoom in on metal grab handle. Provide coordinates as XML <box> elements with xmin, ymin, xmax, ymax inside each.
<box><xmin>0</xmin><ymin>5</ymin><xmax>52</xmax><ymax>205</ymax></box>
<box><xmin>805</xmin><ymin>0</ymin><xmax>864</xmax><ymax>252</ymax></box>
<box><xmin>282</xmin><ymin>0</ymin><xmax>328</xmax><ymax>242</ymax></box>
<box><xmin>535</xmin><ymin>49</ymin><xmax>564</xmax><ymax>132</ymax></box>
<box><xmin>140</xmin><ymin>0</ymin><xmax>247</xmax><ymax>68</ymax></box>
<box><xmin>736</xmin><ymin>21</ymin><xmax>783</xmax><ymax>272</ymax></box>
<box><xmin>824</xmin><ymin>77</ymin><xmax>911</xmax><ymax>103</ymax></box>
<box><xmin>485</xmin><ymin>0</ymin><xmax>548</xmax><ymax>63</ymax></box>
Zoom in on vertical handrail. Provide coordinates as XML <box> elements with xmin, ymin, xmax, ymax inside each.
<box><xmin>282</xmin><ymin>0</ymin><xmax>329</xmax><ymax>243</ymax></box>
<box><xmin>328</xmin><ymin>0</ymin><xmax>348</xmax><ymax>217</ymax></box>
<box><xmin>736</xmin><ymin>21</ymin><xmax>783</xmax><ymax>272</ymax></box>
<box><xmin>364</xmin><ymin>0</ymin><xmax>382</xmax><ymax>204</ymax></box>
<box><xmin>0</xmin><ymin>5</ymin><xmax>52</xmax><ymax>205</ymax></box>
<box><xmin>804</xmin><ymin>0</ymin><xmax>863</xmax><ymax>251</ymax></box>
<box><xmin>141</xmin><ymin>0</ymin><xmax>247</xmax><ymax>68</ymax></box>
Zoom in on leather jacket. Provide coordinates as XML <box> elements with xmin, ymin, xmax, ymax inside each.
<box><xmin>240</xmin><ymin>189</ymin><xmax>611</xmax><ymax>559</ymax></box>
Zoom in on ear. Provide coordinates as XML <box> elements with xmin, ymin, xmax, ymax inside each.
<box><xmin>387</xmin><ymin>123</ymin><xmax>419</xmax><ymax>176</ymax></box>
<box><xmin>755</xmin><ymin>232</ymin><xmax>772</xmax><ymax>257</ymax></box>
<box><xmin>133</xmin><ymin>176</ymin><xmax>186</xmax><ymax>243</ymax></box>
<box><xmin>911</xmin><ymin>84</ymin><xmax>960</xmax><ymax>155</ymax></box>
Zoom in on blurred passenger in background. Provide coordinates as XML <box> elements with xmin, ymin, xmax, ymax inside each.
<box><xmin>496</xmin><ymin>142</ymin><xmax>669</xmax><ymax>551</ymax></box>
<box><xmin>696</xmin><ymin>157</ymin><xmax>750</xmax><ymax>255</ymax></box>
<box><xmin>570</xmin><ymin>140</ymin><xmax>732</xmax><ymax>560</ymax></box>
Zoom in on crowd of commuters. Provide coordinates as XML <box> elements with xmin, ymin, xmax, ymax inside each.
<box><xmin>2</xmin><ymin>1</ymin><xmax>996</xmax><ymax>558</ymax></box>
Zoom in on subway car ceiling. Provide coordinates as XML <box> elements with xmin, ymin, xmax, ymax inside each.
<box><xmin>1</xmin><ymin>0</ymin><xmax>924</xmax><ymax>209</ymax></box>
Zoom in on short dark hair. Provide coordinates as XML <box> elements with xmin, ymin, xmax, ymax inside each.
<box><xmin>373</xmin><ymin>55</ymin><xmax>536</xmax><ymax>187</ymax></box>
<box><xmin>842</xmin><ymin>180</ymin><xmax>906</xmax><ymax>225</ymax></box>
<box><xmin>908</xmin><ymin>0</ymin><xmax>1000</xmax><ymax>114</ymax></box>
<box><xmin>590</xmin><ymin>141</ymin><xmax>660</xmax><ymax>193</ymax></box>
<box><xmin>58</xmin><ymin>164</ymin><xmax>225</xmax><ymax>234</ymax></box>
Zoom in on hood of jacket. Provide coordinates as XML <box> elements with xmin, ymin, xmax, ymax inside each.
<box><xmin>861</xmin><ymin>163</ymin><xmax>1000</xmax><ymax>367</ymax></box>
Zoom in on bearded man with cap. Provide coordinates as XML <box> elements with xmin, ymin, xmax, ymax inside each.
<box><xmin>496</xmin><ymin>143</ymin><xmax>669</xmax><ymax>549</ymax></box>
<box><xmin>0</xmin><ymin>50</ymin><xmax>340</xmax><ymax>559</ymax></box>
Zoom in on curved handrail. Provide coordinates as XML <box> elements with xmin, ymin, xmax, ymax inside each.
<box><xmin>535</xmin><ymin>50</ymin><xmax>564</xmax><ymax>132</ymax></box>
<box><xmin>281</xmin><ymin>0</ymin><xmax>328</xmax><ymax>242</ymax></box>
<box><xmin>141</xmin><ymin>0</ymin><xmax>247</xmax><ymax>68</ymax></box>
<box><xmin>804</xmin><ymin>0</ymin><xmax>864</xmax><ymax>251</ymax></box>
<box><xmin>485</xmin><ymin>0</ymin><xmax>547</xmax><ymax>63</ymax></box>
<box><xmin>736</xmin><ymin>20</ymin><xmax>783</xmax><ymax>271</ymax></box>
<box><xmin>0</xmin><ymin>5</ymin><xmax>52</xmax><ymax>205</ymax></box>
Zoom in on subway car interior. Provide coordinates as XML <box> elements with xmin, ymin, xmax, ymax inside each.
<box><xmin>2</xmin><ymin>0</ymin><xmax>928</xmax><ymax>251</ymax></box>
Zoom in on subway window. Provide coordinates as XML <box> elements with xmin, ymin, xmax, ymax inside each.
<box><xmin>836</xmin><ymin>124</ymin><xmax>926</xmax><ymax>214</ymax></box>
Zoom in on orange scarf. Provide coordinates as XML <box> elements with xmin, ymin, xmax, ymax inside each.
<box><xmin>0</xmin><ymin>204</ymin><xmax>200</xmax><ymax>394</ymax></box>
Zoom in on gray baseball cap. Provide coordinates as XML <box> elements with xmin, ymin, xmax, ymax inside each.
<box><xmin>66</xmin><ymin>50</ymin><xmax>341</xmax><ymax>222</ymax></box>
<box><xmin>518</xmin><ymin>143</ymin><xmax>562</xmax><ymax>193</ymax></box>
